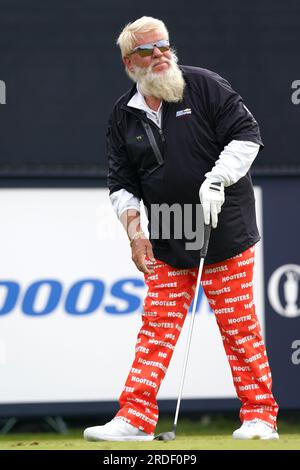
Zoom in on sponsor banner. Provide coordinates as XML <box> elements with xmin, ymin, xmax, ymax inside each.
<box><xmin>262</xmin><ymin>177</ymin><xmax>300</xmax><ymax>407</ymax></box>
<box><xmin>0</xmin><ymin>188</ymin><xmax>264</xmax><ymax>405</ymax></box>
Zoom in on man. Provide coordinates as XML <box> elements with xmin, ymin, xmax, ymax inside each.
<box><xmin>84</xmin><ymin>16</ymin><xmax>279</xmax><ymax>442</ymax></box>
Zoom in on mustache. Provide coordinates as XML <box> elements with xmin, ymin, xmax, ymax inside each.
<box><xmin>151</xmin><ymin>59</ymin><xmax>171</xmax><ymax>69</ymax></box>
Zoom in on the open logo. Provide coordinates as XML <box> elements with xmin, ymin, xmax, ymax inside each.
<box><xmin>268</xmin><ymin>264</ymin><xmax>300</xmax><ymax>317</ymax></box>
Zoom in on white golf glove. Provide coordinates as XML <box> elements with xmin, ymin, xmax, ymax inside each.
<box><xmin>199</xmin><ymin>179</ymin><xmax>225</xmax><ymax>229</ymax></box>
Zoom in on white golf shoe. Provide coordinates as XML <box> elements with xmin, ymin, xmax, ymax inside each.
<box><xmin>232</xmin><ymin>419</ymin><xmax>279</xmax><ymax>440</ymax></box>
<box><xmin>83</xmin><ymin>418</ymin><xmax>154</xmax><ymax>442</ymax></box>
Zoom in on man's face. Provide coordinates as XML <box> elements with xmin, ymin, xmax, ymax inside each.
<box><xmin>123</xmin><ymin>29</ymin><xmax>185</xmax><ymax>102</ymax></box>
<box><xmin>124</xmin><ymin>30</ymin><xmax>172</xmax><ymax>75</ymax></box>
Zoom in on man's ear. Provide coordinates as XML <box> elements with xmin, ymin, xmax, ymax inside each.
<box><xmin>123</xmin><ymin>56</ymin><xmax>133</xmax><ymax>72</ymax></box>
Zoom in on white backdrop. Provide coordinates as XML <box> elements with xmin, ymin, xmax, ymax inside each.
<box><xmin>0</xmin><ymin>187</ymin><xmax>264</xmax><ymax>404</ymax></box>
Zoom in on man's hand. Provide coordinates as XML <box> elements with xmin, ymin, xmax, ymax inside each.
<box><xmin>199</xmin><ymin>179</ymin><xmax>225</xmax><ymax>228</ymax></box>
<box><xmin>131</xmin><ymin>237</ymin><xmax>156</xmax><ymax>275</ymax></box>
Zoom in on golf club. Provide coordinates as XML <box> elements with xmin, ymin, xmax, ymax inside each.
<box><xmin>154</xmin><ymin>223</ymin><xmax>212</xmax><ymax>441</ymax></box>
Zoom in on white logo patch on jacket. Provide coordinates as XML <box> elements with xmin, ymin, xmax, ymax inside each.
<box><xmin>176</xmin><ymin>108</ymin><xmax>192</xmax><ymax>118</ymax></box>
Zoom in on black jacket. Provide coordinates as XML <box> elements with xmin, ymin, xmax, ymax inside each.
<box><xmin>107</xmin><ymin>66</ymin><xmax>262</xmax><ymax>267</ymax></box>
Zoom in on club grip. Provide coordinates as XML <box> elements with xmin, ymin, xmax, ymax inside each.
<box><xmin>200</xmin><ymin>223</ymin><xmax>211</xmax><ymax>258</ymax></box>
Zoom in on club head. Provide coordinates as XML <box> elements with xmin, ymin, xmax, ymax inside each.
<box><xmin>154</xmin><ymin>431</ymin><xmax>176</xmax><ymax>441</ymax></box>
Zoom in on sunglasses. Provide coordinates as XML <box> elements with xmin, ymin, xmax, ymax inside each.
<box><xmin>129</xmin><ymin>39</ymin><xmax>170</xmax><ymax>57</ymax></box>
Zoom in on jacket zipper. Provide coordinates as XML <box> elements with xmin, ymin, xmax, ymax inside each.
<box><xmin>141</xmin><ymin>121</ymin><xmax>164</xmax><ymax>165</ymax></box>
<box><xmin>158</xmin><ymin>128</ymin><xmax>165</xmax><ymax>143</ymax></box>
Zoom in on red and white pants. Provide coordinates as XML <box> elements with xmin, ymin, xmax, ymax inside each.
<box><xmin>115</xmin><ymin>246</ymin><xmax>279</xmax><ymax>434</ymax></box>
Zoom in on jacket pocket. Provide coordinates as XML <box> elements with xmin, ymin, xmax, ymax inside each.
<box><xmin>141</xmin><ymin>121</ymin><xmax>164</xmax><ymax>166</ymax></box>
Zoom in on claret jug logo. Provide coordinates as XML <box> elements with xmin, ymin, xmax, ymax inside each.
<box><xmin>268</xmin><ymin>264</ymin><xmax>300</xmax><ymax>318</ymax></box>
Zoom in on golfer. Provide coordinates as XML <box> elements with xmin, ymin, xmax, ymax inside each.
<box><xmin>84</xmin><ymin>16</ymin><xmax>279</xmax><ymax>441</ymax></box>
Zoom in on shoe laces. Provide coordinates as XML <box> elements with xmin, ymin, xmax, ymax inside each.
<box><xmin>243</xmin><ymin>419</ymin><xmax>261</xmax><ymax>428</ymax></box>
<box><xmin>243</xmin><ymin>419</ymin><xmax>272</xmax><ymax>431</ymax></box>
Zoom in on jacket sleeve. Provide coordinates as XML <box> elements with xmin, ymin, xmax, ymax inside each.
<box><xmin>205</xmin><ymin>72</ymin><xmax>264</xmax><ymax>149</ymax></box>
<box><xmin>106</xmin><ymin>109</ymin><xmax>142</xmax><ymax>199</ymax></box>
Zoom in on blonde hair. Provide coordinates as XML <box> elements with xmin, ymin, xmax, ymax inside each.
<box><xmin>117</xmin><ymin>16</ymin><xmax>169</xmax><ymax>57</ymax></box>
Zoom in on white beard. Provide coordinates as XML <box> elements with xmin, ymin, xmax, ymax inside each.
<box><xmin>127</xmin><ymin>52</ymin><xmax>185</xmax><ymax>102</ymax></box>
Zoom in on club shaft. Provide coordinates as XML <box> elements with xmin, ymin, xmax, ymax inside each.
<box><xmin>173</xmin><ymin>257</ymin><xmax>205</xmax><ymax>430</ymax></box>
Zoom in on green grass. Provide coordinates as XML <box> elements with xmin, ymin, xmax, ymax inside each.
<box><xmin>0</xmin><ymin>417</ymin><xmax>299</xmax><ymax>450</ymax></box>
